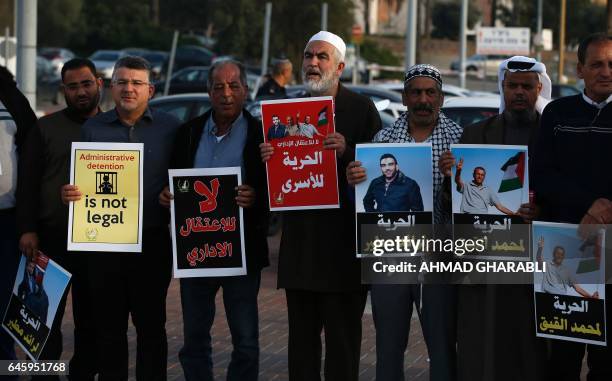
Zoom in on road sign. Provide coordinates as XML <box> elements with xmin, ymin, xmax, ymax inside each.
<box><xmin>476</xmin><ymin>27</ymin><xmax>530</xmax><ymax>55</ymax></box>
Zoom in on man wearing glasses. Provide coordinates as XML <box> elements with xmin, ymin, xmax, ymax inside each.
<box><xmin>62</xmin><ymin>56</ymin><xmax>181</xmax><ymax>380</ymax></box>
<box><xmin>17</xmin><ymin>58</ymin><xmax>102</xmax><ymax>380</ymax></box>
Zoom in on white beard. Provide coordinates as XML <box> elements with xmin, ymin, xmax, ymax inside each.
<box><xmin>302</xmin><ymin>69</ymin><xmax>338</xmax><ymax>95</ymax></box>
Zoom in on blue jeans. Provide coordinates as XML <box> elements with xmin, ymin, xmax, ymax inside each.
<box><xmin>0</xmin><ymin>209</ymin><xmax>19</xmax><ymax>381</ymax></box>
<box><xmin>179</xmin><ymin>272</ymin><xmax>261</xmax><ymax>381</ymax></box>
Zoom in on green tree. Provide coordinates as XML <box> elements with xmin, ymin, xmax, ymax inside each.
<box><xmin>38</xmin><ymin>0</ymin><xmax>84</xmax><ymax>48</ymax></box>
<box><xmin>431</xmin><ymin>0</ymin><xmax>482</xmax><ymax>40</ymax></box>
<box><xmin>497</xmin><ymin>0</ymin><xmax>606</xmax><ymax>47</ymax></box>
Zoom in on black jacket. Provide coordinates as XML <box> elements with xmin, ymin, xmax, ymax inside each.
<box><xmin>0</xmin><ymin>68</ymin><xmax>37</xmax><ymax>156</ymax></box>
<box><xmin>170</xmin><ymin>109</ymin><xmax>269</xmax><ymax>272</ymax></box>
<box><xmin>277</xmin><ymin>83</ymin><xmax>382</xmax><ymax>291</ymax></box>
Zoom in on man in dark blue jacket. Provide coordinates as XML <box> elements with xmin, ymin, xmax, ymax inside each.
<box><xmin>363</xmin><ymin>153</ymin><xmax>423</xmax><ymax>212</ymax></box>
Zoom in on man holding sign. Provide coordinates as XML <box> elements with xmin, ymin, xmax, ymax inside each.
<box><xmin>62</xmin><ymin>56</ymin><xmax>181</xmax><ymax>380</ymax></box>
<box><xmin>261</xmin><ymin>31</ymin><xmax>381</xmax><ymax>380</ymax></box>
<box><xmin>159</xmin><ymin>59</ymin><xmax>269</xmax><ymax>381</ymax></box>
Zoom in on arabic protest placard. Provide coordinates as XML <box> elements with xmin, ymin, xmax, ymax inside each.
<box><xmin>355</xmin><ymin>143</ymin><xmax>434</xmax><ymax>257</ymax></box>
<box><xmin>2</xmin><ymin>253</ymin><xmax>71</xmax><ymax>360</ymax></box>
<box><xmin>169</xmin><ymin>167</ymin><xmax>246</xmax><ymax>278</ymax></box>
<box><xmin>68</xmin><ymin>142</ymin><xmax>143</xmax><ymax>252</ymax></box>
<box><xmin>451</xmin><ymin>144</ymin><xmax>529</xmax><ymax>260</ymax></box>
<box><xmin>261</xmin><ymin>96</ymin><xmax>339</xmax><ymax>211</ymax></box>
<box><xmin>533</xmin><ymin>221</ymin><xmax>606</xmax><ymax>346</ymax></box>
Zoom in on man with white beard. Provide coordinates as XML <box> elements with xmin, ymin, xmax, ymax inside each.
<box><xmin>260</xmin><ymin>31</ymin><xmax>381</xmax><ymax>381</ymax></box>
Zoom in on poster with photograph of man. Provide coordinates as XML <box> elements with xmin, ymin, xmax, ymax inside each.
<box><xmin>532</xmin><ymin>221</ymin><xmax>606</xmax><ymax>346</ymax></box>
<box><xmin>2</xmin><ymin>254</ymin><xmax>71</xmax><ymax>360</ymax></box>
<box><xmin>451</xmin><ymin>144</ymin><xmax>530</xmax><ymax>260</ymax></box>
<box><xmin>354</xmin><ymin>143</ymin><xmax>433</xmax><ymax>257</ymax></box>
<box><xmin>260</xmin><ymin>96</ymin><xmax>339</xmax><ymax>211</ymax></box>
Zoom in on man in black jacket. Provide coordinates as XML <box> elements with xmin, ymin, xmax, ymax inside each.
<box><xmin>0</xmin><ymin>65</ymin><xmax>36</xmax><ymax>367</ymax></box>
<box><xmin>159</xmin><ymin>59</ymin><xmax>268</xmax><ymax>381</ymax></box>
<box><xmin>260</xmin><ymin>31</ymin><xmax>381</xmax><ymax>381</ymax></box>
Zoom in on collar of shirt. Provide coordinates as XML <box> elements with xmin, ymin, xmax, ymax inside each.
<box><xmin>206</xmin><ymin>111</ymin><xmax>245</xmax><ymax>139</ymax></box>
<box><xmin>582</xmin><ymin>91</ymin><xmax>612</xmax><ymax>109</ymax></box>
<box><xmin>99</xmin><ymin>107</ymin><xmax>154</xmax><ymax>125</ymax></box>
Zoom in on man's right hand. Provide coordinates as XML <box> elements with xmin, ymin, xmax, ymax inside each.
<box><xmin>159</xmin><ymin>186</ymin><xmax>173</xmax><ymax>208</ymax></box>
<box><xmin>19</xmin><ymin>232</ymin><xmax>39</xmax><ymax>259</ymax></box>
<box><xmin>61</xmin><ymin>184</ymin><xmax>82</xmax><ymax>204</ymax></box>
<box><xmin>260</xmin><ymin>142</ymin><xmax>274</xmax><ymax>162</ymax></box>
<box><xmin>456</xmin><ymin>157</ymin><xmax>464</xmax><ymax>171</ymax></box>
<box><xmin>346</xmin><ymin>161</ymin><xmax>367</xmax><ymax>186</ymax></box>
<box><xmin>439</xmin><ymin>150</ymin><xmax>456</xmax><ymax>177</ymax></box>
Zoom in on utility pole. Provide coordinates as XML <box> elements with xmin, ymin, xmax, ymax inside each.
<box><xmin>607</xmin><ymin>0</ymin><xmax>612</xmax><ymax>35</ymax></box>
<box><xmin>321</xmin><ymin>3</ymin><xmax>328</xmax><ymax>31</ymax></box>
<box><xmin>558</xmin><ymin>0</ymin><xmax>566</xmax><ymax>83</ymax></box>
<box><xmin>459</xmin><ymin>0</ymin><xmax>468</xmax><ymax>88</ymax></box>
<box><xmin>261</xmin><ymin>2</ymin><xmax>272</xmax><ymax>77</ymax></box>
<box><xmin>536</xmin><ymin>0</ymin><xmax>543</xmax><ymax>61</ymax></box>
<box><xmin>16</xmin><ymin>0</ymin><xmax>37</xmax><ymax>110</ymax></box>
<box><xmin>164</xmin><ymin>30</ymin><xmax>179</xmax><ymax>96</ymax></box>
<box><xmin>404</xmin><ymin>0</ymin><xmax>417</xmax><ymax>70</ymax></box>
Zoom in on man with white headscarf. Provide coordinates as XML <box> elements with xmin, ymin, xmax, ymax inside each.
<box><xmin>260</xmin><ymin>31</ymin><xmax>381</xmax><ymax>380</ymax></box>
<box><xmin>439</xmin><ymin>56</ymin><xmax>551</xmax><ymax>381</ymax></box>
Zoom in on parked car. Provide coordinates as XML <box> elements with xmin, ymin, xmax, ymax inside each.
<box><xmin>450</xmin><ymin>54</ymin><xmax>511</xmax><ymax>75</ymax></box>
<box><xmin>149</xmin><ymin>93</ymin><xmax>211</xmax><ymax>123</ymax></box>
<box><xmin>153</xmin><ymin>66</ymin><xmax>209</xmax><ymax>96</ymax></box>
<box><xmin>89</xmin><ymin>50</ymin><xmax>125</xmax><ymax>80</ymax></box>
<box><xmin>168</xmin><ymin>45</ymin><xmax>216</xmax><ymax>72</ymax></box>
<box><xmin>36</xmin><ymin>55</ymin><xmax>62</xmax><ymax>105</ymax></box>
<box><xmin>551</xmin><ymin>84</ymin><xmax>580</xmax><ymax>99</ymax></box>
<box><xmin>142</xmin><ymin>51</ymin><xmax>169</xmax><ymax>79</ymax></box>
<box><xmin>38</xmin><ymin>47</ymin><xmax>75</xmax><ymax>76</ymax></box>
<box><xmin>442</xmin><ymin>96</ymin><xmax>500</xmax><ymax>127</ymax></box>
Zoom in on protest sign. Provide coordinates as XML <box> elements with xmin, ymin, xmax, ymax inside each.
<box><xmin>68</xmin><ymin>142</ymin><xmax>143</xmax><ymax>252</ymax></box>
<box><xmin>261</xmin><ymin>96</ymin><xmax>339</xmax><ymax>211</ymax></box>
<box><xmin>169</xmin><ymin>167</ymin><xmax>246</xmax><ymax>278</ymax></box>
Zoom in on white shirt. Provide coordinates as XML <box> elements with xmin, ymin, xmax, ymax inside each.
<box><xmin>582</xmin><ymin>91</ymin><xmax>612</xmax><ymax>109</ymax></box>
<box><xmin>0</xmin><ymin>100</ymin><xmax>18</xmax><ymax>209</ymax></box>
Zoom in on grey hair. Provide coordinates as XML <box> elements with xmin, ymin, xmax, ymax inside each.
<box><xmin>112</xmin><ymin>56</ymin><xmax>152</xmax><ymax>82</ymax></box>
<box><xmin>207</xmin><ymin>59</ymin><xmax>248</xmax><ymax>90</ymax></box>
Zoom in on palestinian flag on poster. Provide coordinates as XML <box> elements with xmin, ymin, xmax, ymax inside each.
<box><xmin>576</xmin><ymin>234</ymin><xmax>602</xmax><ymax>274</ymax></box>
<box><xmin>498</xmin><ymin>152</ymin><xmax>525</xmax><ymax>192</ymax></box>
<box><xmin>317</xmin><ymin>106</ymin><xmax>328</xmax><ymax>126</ymax></box>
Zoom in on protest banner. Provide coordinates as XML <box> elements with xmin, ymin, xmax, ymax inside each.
<box><xmin>354</xmin><ymin>143</ymin><xmax>433</xmax><ymax>257</ymax></box>
<box><xmin>261</xmin><ymin>96</ymin><xmax>339</xmax><ymax>211</ymax></box>
<box><xmin>169</xmin><ymin>167</ymin><xmax>246</xmax><ymax>278</ymax></box>
<box><xmin>67</xmin><ymin>142</ymin><xmax>143</xmax><ymax>252</ymax></box>
<box><xmin>533</xmin><ymin>221</ymin><xmax>606</xmax><ymax>346</ymax></box>
<box><xmin>2</xmin><ymin>254</ymin><xmax>71</xmax><ymax>360</ymax></box>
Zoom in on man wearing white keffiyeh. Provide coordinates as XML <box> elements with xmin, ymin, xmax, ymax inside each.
<box><xmin>347</xmin><ymin>63</ymin><xmax>462</xmax><ymax>381</ymax></box>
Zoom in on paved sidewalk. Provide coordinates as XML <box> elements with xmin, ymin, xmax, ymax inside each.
<box><xmin>17</xmin><ymin>232</ymin><xmax>430</xmax><ymax>380</ymax></box>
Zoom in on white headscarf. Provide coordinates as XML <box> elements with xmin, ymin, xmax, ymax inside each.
<box><xmin>306</xmin><ymin>31</ymin><xmax>347</xmax><ymax>62</ymax></box>
<box><xmin>498</xmin><ymin>56</ymin><xmax>552</xmax><ymax>114</ymax></box>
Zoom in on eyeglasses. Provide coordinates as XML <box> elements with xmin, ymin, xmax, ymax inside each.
<box><xmin>113</xmin><ymin>79</ymin><xmax>150</xmax><ymax>88</ymax></box>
